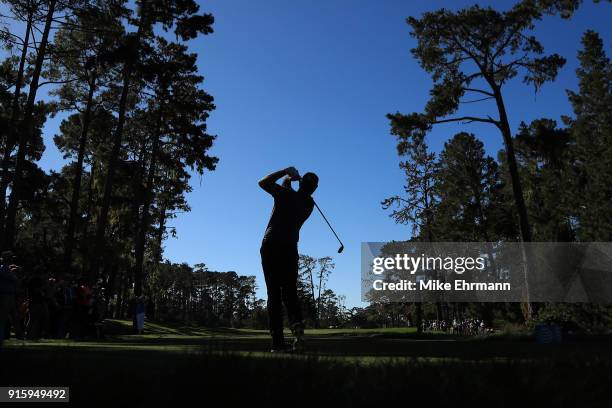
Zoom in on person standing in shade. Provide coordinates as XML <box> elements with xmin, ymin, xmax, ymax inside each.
<box><xmin>258</xmin><ymin>166</ymin><xmax>318</xmax><ymax>352</ymax></box>
<box><xmin>135</xmin><ymin>295</ymin><xmax>145</xmax><ymax>334</ymax></box>
<box><xmin>0</xmin><ymin>251</ymin><xmax>22</xmax><ymax>347</ymax></box>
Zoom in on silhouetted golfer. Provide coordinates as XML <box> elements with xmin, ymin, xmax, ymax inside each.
<box><xmin>259</xmin><ymin>166</ymin><xmax>318</xmax><ymax>352</ymax></box>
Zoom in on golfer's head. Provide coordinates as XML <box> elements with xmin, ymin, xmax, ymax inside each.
<box><xmin>299</xmin><ymin>172</ymin><xmax>318</xmax><ymax>195</ymax></box>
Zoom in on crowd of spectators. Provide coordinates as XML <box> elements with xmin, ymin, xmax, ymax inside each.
<box><xmin>423</xmin><ymin>318</ymin><xmax>492</xmax><ymax>335</ymax></box>
<box><xmin>0</xmin><ymin>250</ymin><xmax>105</xmax><ymax>346</ymax></box>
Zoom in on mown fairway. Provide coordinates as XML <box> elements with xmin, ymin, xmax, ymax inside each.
<box><xmin>2</xmin><ymin>321</ymin><xmax>612</xmax><ymax>406</ymax></box>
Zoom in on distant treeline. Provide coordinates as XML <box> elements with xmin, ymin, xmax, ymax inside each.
<box><xmin>107</xmin><ymin>258</ymin><xmax>348</xmax><ymax>329</ymax></box>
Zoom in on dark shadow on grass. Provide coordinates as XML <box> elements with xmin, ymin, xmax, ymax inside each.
<box><xmin>103</xmin><ymin>320</ymin><xmax>264</xmax><ymax>337</ymax></box>
<box><xmin>9</xmin><ymin>334</ymin><xmax>612</xmax><ymax>361</ymax></box>
<box><xmin>1</xmin><ymin>347</ymin><xmax>612</xmax><ymax>406</ymax></box>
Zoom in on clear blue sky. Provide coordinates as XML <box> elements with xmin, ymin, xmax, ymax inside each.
<box><xmin>29</xmin><ymin>1</ymin><xmax>611</xmax><ymax>307</ymax></box>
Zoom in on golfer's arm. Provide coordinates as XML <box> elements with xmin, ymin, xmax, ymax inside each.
<box><xmin>258</xmin><ymin>169</ymin><xmax>289</xmax><ymax>193</ymax></box>
<box><xmin>305</xmin><ymin>203</ymin><xmax>314</xmax><ymax>220</ymax></box>
<box><xmin>281</xmin><ymin>176</ymin><xmax>294</xmax><ymax>190</ymax></box>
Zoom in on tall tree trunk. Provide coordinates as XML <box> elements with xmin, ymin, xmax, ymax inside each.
<box><xmin>423</xmin><ymin>186</ymin><xmax>444</xmax><ymax>323</ymax></box>
<box><xmin>0</xmin><ymin>8</ymin><xmax>33</xmax><ymax>245</ymax></box>
<box><xmin>89</xmin><ymin>1</ymin><xmax>149</xmax><ymax>280</ymax></box>
<box><xmin>115</xmin><ymin>270</ymin><xmax>124</xmax><ymax>319</ymax></box>
<box><xmin>64</xmin><ymin>71</ymin><xmax>97</xmax><ymax>271</ymax></box>
<box><xmin>80</xmin><ymin>161</ymin><xmax>96</xmax><ymax>275</ymax></box>
<box><xmin>493</xmin><ymin>87</ymin><xmax>534</xmax><ymax>320</ymax></box>
<box><xmin>493</xmin><ymin>86</ymin><xmax>534</xmax><ymax>319</ymax></box>
<box><xmin>493</xmin><ymin>88</ymin><xmax>532</xmax><ymax>243</ymax></box>
<box><xmin>317</xmin><ymin>268</ymin><xmax>324</xmax><ymax>323</ymax></box>
<box><xmin>104</xmin><ymin>263</ymin><xmax>118</xmax><ymax>318</ymax></box>
<box><xmin>133</xmin><ymin>108</ymin><xmax>162</xmax><ymax>297</ymax></box>
<box><xmin>415</xmin><ymin>303</ymin><xmax>423</xmax><ymax>333</ymax></box>
<box><xmin>89</xmin><ymin>65</ymin><xmax>130</xmax><ymax>280</ymax></box>
<box><xmin>308</xmin><ymin>267</ymin><xmax>318</xmax><ymax>327</ymax></box>
<box><xmin>4</xmin><ymin>0</ymin><xmax>57</xmax><ymax>249</ymax></box>
<box><xmin>134</xmin><ymin>131</ymin><xmax>161</xmax><ymax>296</ymax></box>
<box><xmin>155</xmin><ymin>207</ymin><xmax>166</xmax><ymax>262</ymax></box>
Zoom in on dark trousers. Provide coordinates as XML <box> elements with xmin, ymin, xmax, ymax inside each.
<box><xmin>260</xmin><ymin>241</ymin><xmax>302</xmax><ymax>337</ymax></box>
<box><xmin>27</xmin><ymin>303</ymin><xmax>49</xmax><ymax>340</ymax></box>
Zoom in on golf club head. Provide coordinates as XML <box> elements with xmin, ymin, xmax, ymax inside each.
<box><xmin>337</xmin><ymin>245</ymin><xmax>344</xmax><ymax>254</ymax></box>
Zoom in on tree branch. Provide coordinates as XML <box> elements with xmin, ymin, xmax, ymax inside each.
<box><xmin>460</xmin><ymin>96</ymin><xmax>495</xmax><ymax>104</ymax></box>
<box><xmin>491</xmin><ymin>24</ymin><xmax>523</xmax><ymax>61</ymax></box>
<box><xmin>38</xmin><ymin>78</ymin><xmax>80</xmax><ymax>87</ymax></box>
<box><xmin>1</xmin><ymin>29</ymin><xmax>25</xmax><ymax>44</ymax></box>
<box><xmin>433</xmin><ymin>116</ymin><xmax>499</xmax><ymax>125</ymax></box>
<box><xmin>450</xmin><ymin>34</ymin><xmax>483</xmax><ymax>72</ymax></box>
<box><xmin>464</xmin><ymin>87</ymin><xmax>494</xmax><ymax>97</ymax></box>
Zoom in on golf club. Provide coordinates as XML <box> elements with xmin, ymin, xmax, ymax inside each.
<box><xmin>293</xmin><ymin>173</ymin><xmax>344</xmax><ymax>253</ymax></box>
<box><xmin>313</xmin><ymin>200</ymin><xmax>344</xmax><ymax>253</ymax></box>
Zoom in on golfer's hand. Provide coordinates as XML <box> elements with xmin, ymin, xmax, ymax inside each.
<box><xmin>285</xmin><ymin>166</ymin><xmax>301</xmax><ymax>180</ymax></box>
<box><xmin>281</xmin><ymin>176</ymin><xmax>293</xmax><ymax>188</ymax></box>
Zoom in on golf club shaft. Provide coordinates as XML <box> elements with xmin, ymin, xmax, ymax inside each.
<box><xmin>313</xmin><ymin>201</ymin><xmax>343</xmax><ymax>247</ymax></box>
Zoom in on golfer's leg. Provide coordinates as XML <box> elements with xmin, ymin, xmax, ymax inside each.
<box><xmin>280</xmin><ymin>249</ymin><xmax>303</xmax><ymax>328</ymax></box>
<box><xmin>261</xmin><ymin>246</ymin><xmax>284</xmax><ymax>346</ymax></box>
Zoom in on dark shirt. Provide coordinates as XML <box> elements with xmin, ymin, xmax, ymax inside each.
<box><xmin>136</xmin><ymin>300</ymin><xmax>145</xmax><ymax>314</ymax></box>
<box><xmin>28</xmin><ymin>276</ymin><xmax>45</xmax><ymax>305</ymax></box>
<box><xmin>0</xmin><ymin>264</ymin><xmax>17</xmax><ymax>295</ymax></box>
<box><xmin>262</xmin><ymin>184</ymin><xmax>314</xmax><ymax>245</ymax></box>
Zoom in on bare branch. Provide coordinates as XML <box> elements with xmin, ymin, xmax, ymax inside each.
<box><xmin>492</xmin><ymin>53</ymin><xmax>528</xmax><ymax>74</ymax></box>
<box><xmin>463</xmin><ymin>87</ymin><xmax>494</xmax><ymax>97</ymax></box>
<box><xmin>460</xmin><ymin>96</ymin><xmax>495</xmax><ymax>104</ymax></box>
<box><xmin>38</xmin><ymin>78</ymin><xmax>80</xmax><ymax>87</ymax></box>
<box><xmin>463</xmin><ymin>72</ymin><xmax>484</xmax><ymax>83</ymax></box>
<box><xmin>29</xmin><ymin>22</ymin><xmax>39</xmax><ymax>54</ymax></box>
<box><xmin>1</xmin><ymin>29</ymin><xmax>25</xmax><ymax>44</ymax></box>
<box><xmin>433</xmin><ymin>116</ymin><xmax>499</xmax><ymax>125</ymax></box>
<box><xmin>442</xmin><ymin>55</ymin><xmax>471</xmax><ymax>68</ymax></box>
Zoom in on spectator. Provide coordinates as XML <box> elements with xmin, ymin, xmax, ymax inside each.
<box><xmin>26</xmin><ymin>276</ymin><xmax>49</xmax><ymax>340</ymax></box>
<box><xmin>0</xmin><ymin>251</ymin><xmax>23</xmax><ymax>347</ymax></box>
<box><xmin>73</xmin><ymin>283</ymin><xmax>92</xmax><ymax>338</ymax></box>
<box><xmin>135</xmin><ymin>295</ymin><xmax>145</xmax><ymax>334</ymax></box>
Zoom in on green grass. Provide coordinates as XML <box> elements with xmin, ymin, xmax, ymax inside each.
<box><xmin>2</xmin><ymin>346</ymin><xmax>611</xmax><ymax>406</ymax></box>
<box><xmin>104</xmin><ymin>319</ymin><xmax>423</xmax><ymax>337</ymax></box>
<box><xmin>2</xmin><ymin>320</ymin><xmax>612</xmax><ymax>406</ymax></box>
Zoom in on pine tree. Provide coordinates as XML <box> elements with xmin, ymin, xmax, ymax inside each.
<box><xmin>44</xmin><ymin>3</ymin><xmax>125</xmax><ymax>270</ymax></box>
<box><xmin>564</xmin><ymin>31</ymin><xmax>612</xmax><ymax>240</ymax></box>
<box><xmin>387</xmin><ymin>3</ymin><xmax>567</xmax><ymax>246</ymax></box>
<box><xmin>434</xmin><ymin>132</ymin><xmax>501</xmax><ymax>242</ymax></box>
<box><xmin>514</xmin><ymin>119</ymin><xmax>575</xmax><ymax>241</ymax></box>
<box><xmin>382</xmin><ymin>133</ymin><xmax>438</xmax><ymax>331</ymax></box>
<box><xmin>89</xmin><ymin>0</ymin><xmax>214</xmax><ymax>280</ymax></box>
<box><xmin>129</xmin><ymin>37</ymin><xmax>216</xmax><ymax>296</ymax></box>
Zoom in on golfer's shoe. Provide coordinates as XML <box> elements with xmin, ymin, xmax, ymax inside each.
<box><xmin>270</xmin><ymin>330</ymin><xmax>290</xmax><ymax>353</ymax></box>
<box><xmin>270</xmin><ymin>342</ymin><xmax>292</xmax><ymax>353</ymax></box>
<box><xmin>292</xmin><ymin>337</ymin><xmax>305</xmax><ymax>353</ymax></box>
<box><xmin>290</xmin><ymin>322</ymin><xmax>305</xmax><ymax>353</ymax></box>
